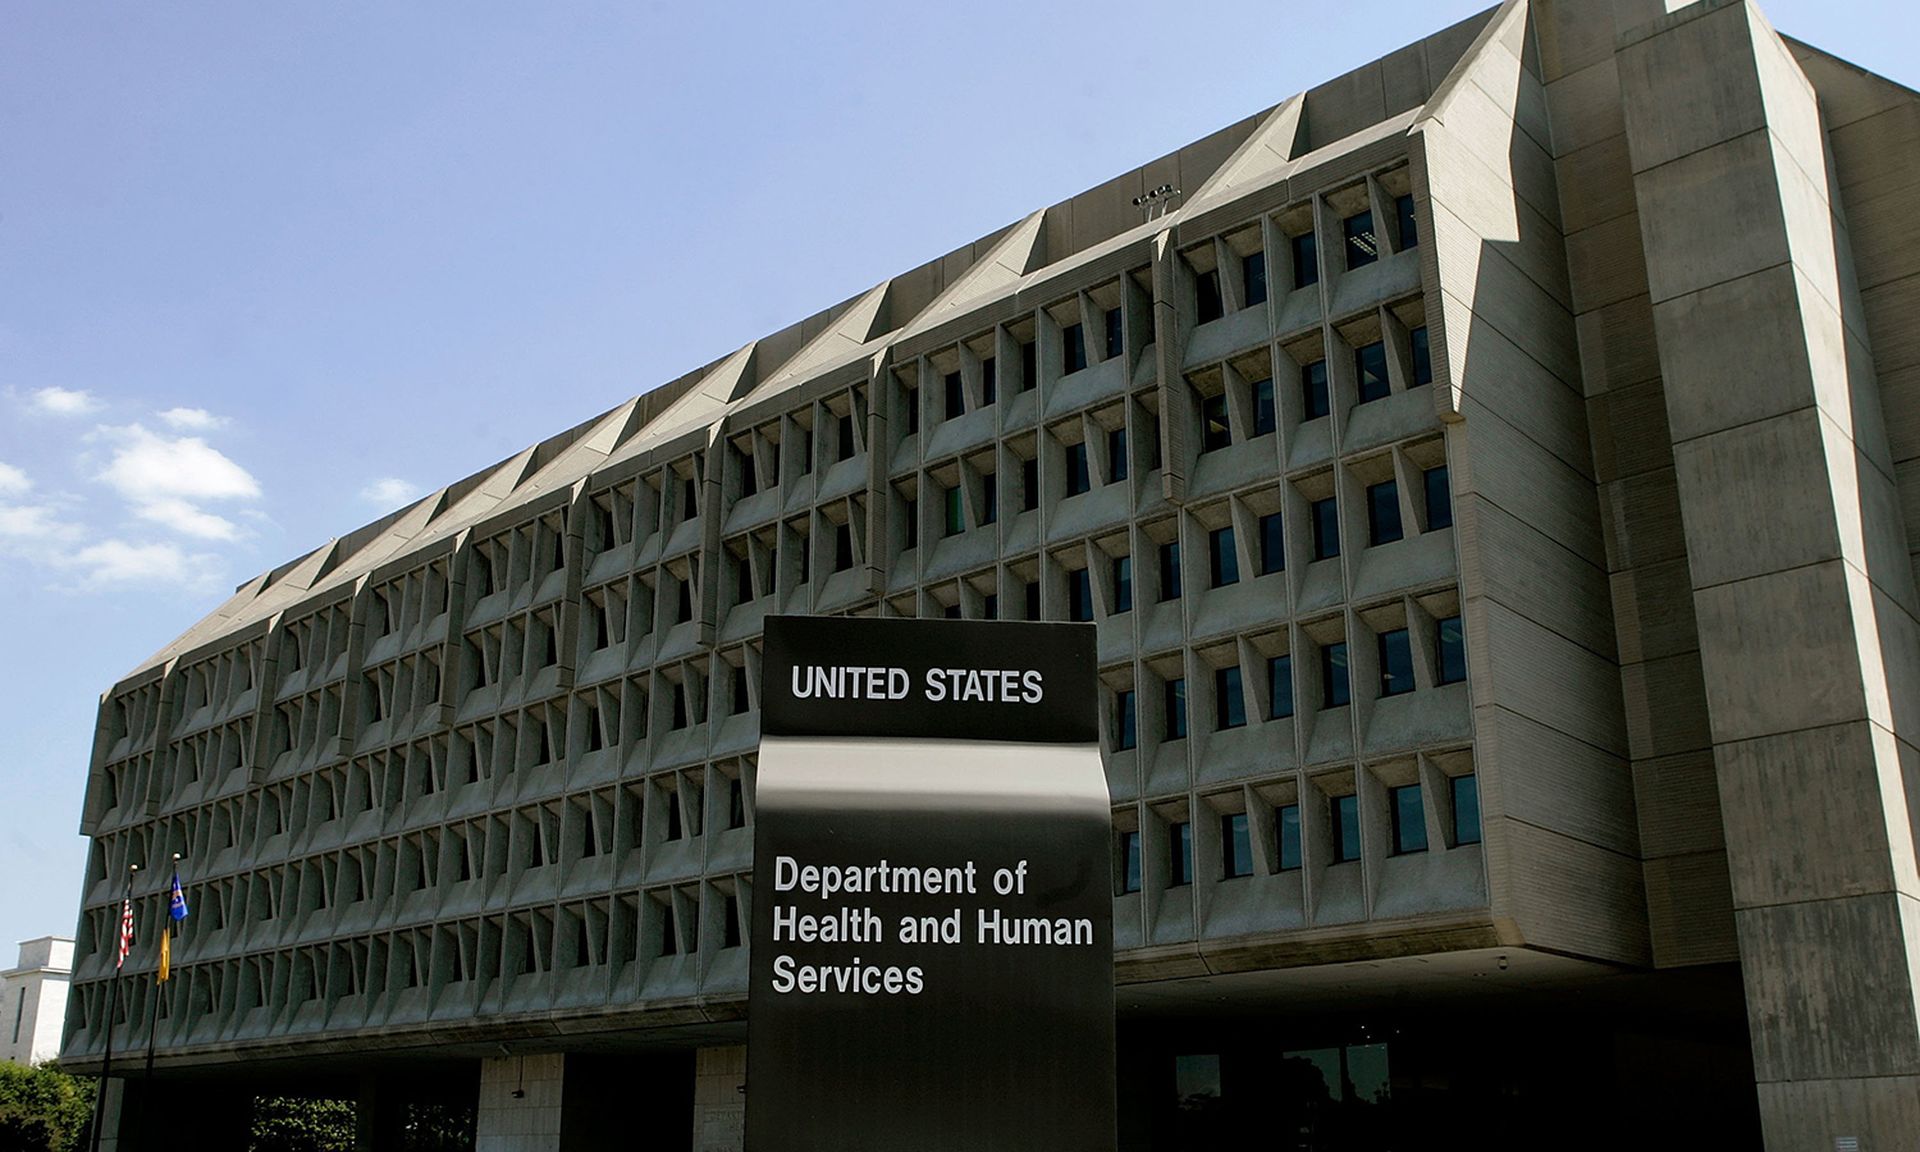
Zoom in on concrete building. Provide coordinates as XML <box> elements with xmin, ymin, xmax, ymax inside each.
<box><xmin>2</xmin><ymin>937</ymin><xmax>73</xmax><ymax>1066</ymax></box>
<box><xmin>58</xmin><ymin>0</ymin><xmax>1920</xmax><ymax>1147</ymax></box>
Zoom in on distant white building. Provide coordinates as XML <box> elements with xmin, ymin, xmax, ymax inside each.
<box><xmin>1</xmin><ymin>937</ymin><xmax>73</xmax><ymax>1065</ymax></box>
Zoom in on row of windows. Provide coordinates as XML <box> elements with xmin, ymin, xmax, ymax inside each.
<box><xmin>1111</xmin><ymin>615</ymin><xmax>1465</xmax><ymax>749</ymax></box>
<box><xmin>1119</xmin><ymin>774</ymin><xmax>1478</xmax><ymax>893</ymax></box>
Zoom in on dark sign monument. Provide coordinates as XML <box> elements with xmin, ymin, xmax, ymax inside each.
<box><xmin>747</xmin><ymin>615</ymin><xmax>1116</xmax><ymax>1152</ymax></box>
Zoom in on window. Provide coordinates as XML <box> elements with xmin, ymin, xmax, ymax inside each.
<box><xmin>1108</xmin><ymin>427</ymin><xmax>1128</xmax><ymax>483</ymax></box>
<box><xmin>1022</xmin><ymin>457</ymin><xmax>1040</xmax><ymax>511</ymax></box>
<box><xmin>1120</xmin><ymin>830</ymin><xmax>1142</xmax><ymax>893</ymax></box>
<box><xmin>1065</xmin><ymin>442</ymin><xmax>1092</xmax><ymax>496</ymax></box>
<box><xmin>837</xmin><ymin>412</ymin><xmax>855</xmax><ymax>461</ymax></box>
<box><xmin>1410</xmin><ymin>325</ymin><xmax>1432</xmax><ymax>387</ymax></box>
<box><xmin>1391</xmin><ymin>784</ymin><xmax>1427</xmax><ymax>854</ymax></box>
<box><xmin>738</xmin><ymin>448</ymin><xmax>757</xmax><ymax>497</ymax></box>
<box><xmin>1356</xmin><ymin>341</ymin><xmax>1390</xmax><ymax>403</ymax></box>
<box><xmin>1112</xmin><ymin>555</ymin><xmax>1133</xmax><ymax>614</ymax></box>
<box><xmin>1104</xmin><ymin>307</ymin><xmax>1124</xmax><ymax>358</ymax></box>
<box><xmin>1259</xmin><ymin>513</ymin><xmax>1285</xmax><ymax>576</ymax></box>
<box><xmin>944</xmin><ymin>372</ymin><xmax>965</xmax><ymax>421</ymax></box>
<box><xmin>1115</xmin><ymin>690</ymin><xmax>1137</xmax><ymax>751</ymax></box>
<box><xmin>1147</xmin><ymin>413</ymin><xmax>1163</xmax><ymax>470</ymax></box>
<box><xmin>1452</xmin><ymin>775</ymin><xmax>1482</xmax><ymax>845</ymax></box>
<box><xmin>1208</xmin><ymin>526</ymin><xmax>1238</xmax><ymax>588</ymax></box>
<box><xmin>1201</xmin><ymin>393</ymin><xmax>1231</xmax><ymax>452</ymax></box>
<box><xmin>797</xmin><ymin>534</ymin><xmax>811</xmax><ymax>584</ymax></box>
<box><xmin>944</xmin><ymin>486</ymin><xmax>965</xmax><ymax>536</ymax></box>
<box><xmin>833</xmin><ymin>524</ymin><xmax>853</xmax><ymax>572</ymax></box>
<box><xmin>903</xmin><ymin>494</ymin><xmax>919</xmax><ymax>545</ymax></box>
<box><xmin>666</xmin><ymin>788</ymin><xmax>684</xmax><ymax>839</ymax></box>
<box><xmin>683</xmin><ymin>476</ymin><xmax>699</xmax><ymax>520</ymax></box>
<box><xmin>981</xmin><ymin>358</ymin><xmax>997</xmax><ymax>406</ymax></box>
<box><xmin>1159</xmin><ymin>541</ymin><xmax>1182</xmax><ymax>601</ymax></box>
<box><xmin>1195</xmin><ymin>270</ymin><xmax>1224</xmax><ymax>324</ymax></box>
<box><xmin>736</xmin><ymin>554</ymin><xmax>755</xmax><ymax>604</ymax></box>
<box><xmin>1396</xmin><ymin>193</ymin><xmax>1418</xmax><ymax>250</ymax></box>
<box><xmin>1252</xmin><ymin>378</ymin><xmax>1276</xmax><ymax>437</ymax></box>
<box><xmin>1277</xmin><ymin>804</ymin><xmax>1302</xmax><ymax>870</ymax></box>
<box><xmin>1063</xmin><ymin>323</ymin><xmax>1087</xmax><ymax>374</ymax></box>
<box><xmin>1311</xmin><ymin>497</ymin><xmax>1340</xmax><ymax>560</ymax></box>
<box><xmin>981</xmin><ymin>473</ymin><xmax>997</xmax><ymax>526</ymax></box>
<box><xmin>1244</xmin><ymin>251</ymin><xmax>1267</xmax><ymax>306</ymax></box>
<box><xmin>676</xmin><ymin>579</ymin><xmax>693</xmax><ymax>624</ymax></box>
<box><xmin>728</xmin><ymin>776</ymin><xmax>746</xmax><ymax>829</ymax></box>
<box><xmin>1378</xmin><ymin>629</ymin><xmax>1414</xmax><ymax>696</ymax></box>
<box><xmin>1069</xmin><ymin>568</ymin><xmax>1094</xmax><ymax>623</ymax></box>
<box><xmin>1424</xmin><ymin>464</ymin><xmax>1452</xmax><ymax>530</ymax></box>
<box><xmin>1302</xmin><ymin>360</ymin><xmax>1330</xmax><ymax>420</ymax></box>
<box><xmin>798</xmin><ymin>430</ymin><xmax>813</xmax><ymax>474</ymax></box>
<box><xmin>1164</xmin><ymin>677</ymin><xmax>1187</xmax><ymax>740</ymax></box>
<box><xmin>732</xmin><ymin>665</ymin><xmax>750</xmax><ymax>714</ymax></box>
<box><xmin>1343</xmin><ymin>210</ymin><xmax>1378</xmax><ymax>269</ymax></box>
<box><xmin>1368</xmin><ymin>480</ymin><xmax>1403</xmax><ymax>546</ymax></box>
<box><xmin>1215</xmin><ymin>665</ymin><xmax>1245</xmax><ymax>730</ymax></box>
<box><xmin>1437</xmin><ymin>616</ymin><xmax>1466</xmax><ymax>685</ymax></box>
<box><xmin>1019</xmin><ymin>341</ymin><xmax>1036</xmax><ymax>392</ymax></box>
<box><xmin>1169</xmin><ymin>821</ymin><xmax>1193</xmax><ymax>886</ymax></box>
<box><xmin>724</xmin><ymin>893</ymin><xmax>742</xmax><ymax>948</ymax></box>
<box><xmin>1222</xmin><ymin>813</ymin><xmax>1253</xmax><ymax>878</ymax></box>
<box><xmin>984</xmin><ymin>593</ymin><xmax>998</xmax><ymax>619</ymax></box>
<box><xmin>1268</xmin><ymin>654</ymin><xmax>1294</xmax><ymax>719</ymax></box>
<box><xmin>1334</xmin><ymin>794</ymin><xmax>1361</xmax><ymax>862</ymax></box>
<box><xmin>944</xmin><ymin>603</ymin><xmax>961</xmax><ymax>619</ymax></box>
<box><xmin>1291</xmin><ymin>232</ymin><xmax>1318</xmax><ymax>289</ymax></box>
<box><xmin>905</xmin><ymin>387</ymin><xmax>920</xmax><ymax>432</ymax></box>
<box><xmin>1322</xmin><ymin>642</ymin><xmax>1350</xmax><ymax>708</ymax></box>
<box><xmin>1024</xmin><ymin>580</ymin><xmax>1041</xmax><ymax>620</ymax></box>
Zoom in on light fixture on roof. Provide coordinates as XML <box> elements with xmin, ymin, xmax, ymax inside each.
<box><xmin>1132</xmin><ymin>184</ymin><xmax>1181</xmax><ymax>221</ymax></box>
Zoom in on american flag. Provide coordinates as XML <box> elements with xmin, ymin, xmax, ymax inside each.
<box><xmin>117</xmin><ymin>897</ymin><xmax>134</xmax><ymax>970</ymax></box>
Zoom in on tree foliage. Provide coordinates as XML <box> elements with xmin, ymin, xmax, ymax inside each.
<box><xmin>247</xmin><ymin>1095</ymin><xmax>354</xmax><ymax>1152</ymax></box>
<box><xmin>0</xmin><ymin>1061</ymin><xmax>93</xmax><ymax>1152</ymax></box>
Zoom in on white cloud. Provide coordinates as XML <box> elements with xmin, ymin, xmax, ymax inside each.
<box><xmin>95</xmin><ymin>424</ymin><xmax>260</xmax><ymax>503</ymax></box>
<box><xmin>360</xmin><ymin>477</ymin><xmax>420</xmax><ymax>506</ymax></box>
<box><xmin>61</xmin><ymin>539</ymin><xmax>224</xmax><ymax>590</ymax></box>
<box><xmin>0</xmin><ymin>461</ymin><xmax>28</xmax><ymax>497</ymax></box>
<box><xmin>32</xmin><ymin>387</ymin><xmax>102</xmax><ymax>415</ymax></box>
<box><xmin>157</xmin><ymin>407</ymin><xmax>227</xmax><ymax>431</ymax></box>
<box><xmin>0</xmin><ymin>503</ymin><xmax>74</xmax><ymax>541</ymax></box>
<box><xmin>133</xmin><ymin>498</ymin><xmax>240</xmax><ymax>541</ymax></box>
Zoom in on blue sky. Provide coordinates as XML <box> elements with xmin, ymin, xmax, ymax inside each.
<box><xmin>0</xmin><ymin>1</ymin><xmax>1913</xmax><ymax>956</ymax></box>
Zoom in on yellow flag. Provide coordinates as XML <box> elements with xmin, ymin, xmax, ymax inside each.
<box><xmin>157</xmin><ymin>928</ymin><xmax>171</xmax><ymax>983</ymax></box>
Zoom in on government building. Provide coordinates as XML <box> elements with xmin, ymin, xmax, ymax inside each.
<box><xmin>61</xmin><ymin>1</ymin><xmax>1920</xmax><ymax>1147</ymax></box>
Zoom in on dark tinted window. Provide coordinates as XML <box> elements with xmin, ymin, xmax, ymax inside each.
<box><xmin>1452</xmin><ymin>775</ymin><xmax>1482</xmax><ymax>845</ymax></box>
<box><xmin>1209</xmin><ymin>526</ymin><xmax>1239</xmax><ymax>588</ymax></box>
<box><xmin>1378</xmin><ymin>628</ymin><xmax>1414</xmax><ymax>696</ymax></box>
<box><xmin>1063</xmin><ymin>323</ymin><xmax>1087</xmax><ymax>374</ymax></box>
<box><xmin>1019</xmin><ymin>342</ymin><xmax>1036</xmax><ymax>392</ymax></box>
<box><xmin>1334</xmin><ymin>794</ymin><xmax>1361</xmax><ymax>862</ymax></box>
<box><xmin>1322</xmin><ymin>642</ymin><xmax>1350</xmax><ymax>708</ymax></box>
<box><xmin>1115</xmin><ymin>690</ymin><xmax>1137</xmax><ymax>751</ymax></box>
<box><xmin>1252</xmin><ymin>378</ymin><xmax>1276</xmax><ymax>437</ymax></box>
<box><xmin>903</xmin><ymin>494</ymin><xmax>918</xmax><ymax>545</ymax></box>
<box><xmin>944</xmin><ymin>371</ymin><xmax>964</xmax><ymax>420</ymax></box>
<box><xmin>1104</xmin><ymin>308</ymin><xmax>1124</xmax><ymax>358</ymax></box>
<box><xmin>1069</xmin><ymin>568</ymin><xmax>1093</xmax><ymax>623</ymax></box>
<box><xmin>1222</xmin><ymin>813</ymin><xmax>1253</xmax><ymax>878</ymax></box>
<box><xmin>1302</xmin><ymin>360</ymin><xmax>1330</xmax><ymax>420</ymax></box>
<box><xmin>1277</xmin><ymin>804</ymin><xmax>1302</xmax><ymax>870</ymax></box>
<box><xmin>1343</xmin><ymin>210</ymin><xmax>1378</xmax><ymax>269</ymax></box>
<box><xmin>1425</xmin><ymin>465</ymin><xmax>1452</xmax><ymax>530</ymax></box>
<box><xmin>980</xmin><ymin>357</ymin><xmax>996</xmax><ymax>405</ymax></box>
<box><xmin>1391</xmin><ymin>784</ymin><xmax>1427</xmax><ymax>854</ymax></box>
<box><xmin>1121</xmin><ymin>830</ymin><xmax>1141</xmax><ymax>892</ymax></box>
<box><xmin>1147</xmin><ymin>413</ymin><xmax>1163</xmax><ymax>470</ymax></box>
<box><xmin>1159</xmin><ymin>541</ymin><xmax>1182</xmax><ymax>601</ymax></box>
<box><xmin>944</xmin><ymin>486</ymin><xmax>964</xmax><ymax>536</ymax></box>
<box><xmin>1108</xmin><ymin>427</ymin><xmax>1128</xmax><ymax>483</ymax></box>
<box><xmin>1311</xmin><ymin>497</ymin><xmax>1340</xmax><ymax>560</ymax></box>
<box><xmin>1024</xmin><ymin>580</ymin><xmax>1041</xmax><ymax>621</ymax></box>
<box><xmin>1268</xmin><ymin>654</ymin><xmax>1293</xmax><ymax>719</ymax></box>
<box><xmin>1396</xmin><ymin>193</ymin><xmax>1418</xmax><ymax>250</ymax></box>
<box><xmin>1438</xmin><ymin>616</ymin><xmax>1466</xmax><ymax>685</ymax></box>
<box><xmin>1215</xmin><ymin>665</ymin><xmax>1245</xmax><ymax>730</ymax></box>
<box><xmin>1022</xmin><ymin>457</ymin><xmax>1039</xmax><ymax>511</ymax></box>
<box><xmin>837</xmin><ymin>413</ymin><xmax>855</xmax><ymax>461</ymax></box>
<box><xmin>1065</xmin><ymin>441</ymin><xmax>1091</xmax><ymax>496</ymax></box>
<box><xmin>1356</xmin><ymin>341</ymin><xmax>1390</xmax><ymax>403</ymax></box>
<box><xmin>1201</xmin><ymin>393</ymin><xmax>1231</xmax><ymax>452</ymax></box>
<box><xmin>738</xmin><ymin>447</ymin><xmax>757</xmax><ymax>498</ymax></box>
<box><xmin>1244</xmin><ymin>251</ymin><xmax>1268</xmax><ymax>306</ymax></box>
<box><xmin>980</xmin><ymin>473</ymin><xmax>997</xmax><ymax>526</ymax></box>
<box><xmin>833</xmin><ymin>523</ymin><xmax>853</xmax><ymax>571</ymax></box>
<box><xmin>1259</xmin><ymin>513</ymin><xmax>1285</xmax><ymax>575</ymax></box>
<box><xmin>1411</xmin><ymin>325</ymin><xmax>1432</xmax><ymax>387</ymax></box>
<box><xmin>1291</xmin><ymin>232</ymin><xmax>1318</xmax><ymax>289</ymax></box>
<box><xmin>904</xmin><ymin>387</ymin><xmax>920</xmax><ymax>432</ymax></box>
<box><xmin>1113</xmin><ymin>555</ymin><xmax>1133</xmax><ymax>614</ymax></box>
<box><xmin>1368</xmin><ymin>480</ymin><xmax>1403</xmax><ymax>546</ymax></box>
<box><xmin>1195</xmin><ymin>269</ymin><xmax>1224</xmax><ymax>324</ymax></box>
<box><xmin>1165</xmin><ymin>677</ymin><xmax>1187</xmax><ymax>740</ymax></box>
<box><xmin>1170</xmin><ymin>821</ymin><xmax>1193</xmax><ymax>886</ymax></box>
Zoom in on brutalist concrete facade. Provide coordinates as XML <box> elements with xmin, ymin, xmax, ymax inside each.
<box><xmin>61</xmin><ymin>1</ymin><xmax>1920</xmax><ymax>1147</ymax></box>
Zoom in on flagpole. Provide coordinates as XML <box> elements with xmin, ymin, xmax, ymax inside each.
<box><xmin>140</xmin><ymin>854</ymin><xmax>180</xmax><ymax>1084</ymax></box>
<box><xmin>88</xmin><ymin>863</ymin><xmax>138</xmax><ymax>1152</ymax></box>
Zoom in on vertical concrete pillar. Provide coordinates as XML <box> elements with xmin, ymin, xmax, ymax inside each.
<box><xmin>691</xmin><ymin>1046</ymin><xmax>746</xmax><ymax>1152</ymax></box>
<box><xmin>1618</xmin><ymin>1</ymin><xmax>1920</xmax><ymax>1144</ymax></box>
<box><xmin>476</xmin><ymin>1053</ymin><xmax>566</xmax><ymax>1152</ymax></box>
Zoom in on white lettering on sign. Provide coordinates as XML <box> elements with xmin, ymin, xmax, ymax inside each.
<box><xmin>783</xmin><ymin>666</ymin><xmax>1046</xmax><ymax>704</ymax></box>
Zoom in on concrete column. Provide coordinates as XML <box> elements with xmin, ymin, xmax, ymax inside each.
<box><xmin>476</xmin><ymin>1053</ymin><xmax>566</xmax><ymax>1152</ymax></box>
<box><xmin>691</xmin><ymin>1046</ymin><xmax>746</xmax><ymax>1152</ymax></box>
<box><xmin>1618</xmin><ymin>1</ymin><xmax>1920</xmax><ymax>1144</ymax></box>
